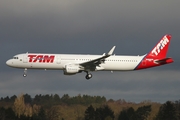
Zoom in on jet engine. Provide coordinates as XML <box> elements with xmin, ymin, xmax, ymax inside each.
<box><xmin>63</xmin><ymin>64</ymin><xmax>80</xmax><ymax>75</ymax></box>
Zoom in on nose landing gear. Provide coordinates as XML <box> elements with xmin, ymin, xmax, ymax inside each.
<box><xmin>23</xmin><ymin>68</ymin><xmax>27</xmax><ymax>77</ymax></box>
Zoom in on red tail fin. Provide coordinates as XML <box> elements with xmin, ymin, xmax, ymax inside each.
<box><xmin>146</xmin><ymin>34</ymin><xmax>171</xmax><ymax>59</ymax></box>
<box><xmin>135</xmin><ymin>35</ymin><xmax>173</xmax><ymax>70</ymax></box>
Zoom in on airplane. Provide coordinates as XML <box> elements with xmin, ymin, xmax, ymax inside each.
<box><xmin>6</xmin><ymin>34</ymin><xmax>174</xmax><ymax>80</ymax></box>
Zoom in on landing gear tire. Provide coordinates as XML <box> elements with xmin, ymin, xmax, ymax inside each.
<box><xmin>23</xmin><ymin>74</ymin><xmax>27</xmax><ymax>77</ymax></box>
<box><xmin>85</xmin><ymin>73</ymin><xmax>92</xmax><ymax>80</ymax></box>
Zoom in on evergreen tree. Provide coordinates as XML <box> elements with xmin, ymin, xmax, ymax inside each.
<box><xmin>118</xmin><ymin>107</ymin><xmax>135</xmax><ymax>120</ymax></box>
<box><xmin>4</xmin><ymin>96</ymin><xmax>10</xmax><ymax>102</ymax></box>
<box><xmin>5</xmin><ymin>107</ymin><xmax>16</xmax><ymax>120</ymax></box>
<box><xmin>155</xmin><ymin>101</ymin><xmax>177</xmax><ymax>120</ymax></box>
<box><xmin>134</xmin><ymin>105</ymin><xmax>151</xmax><ymax>120</ymax></box>
<box><xmin>0</xmin><ymin>107</ymin><xmax>17</xmax><ymax>120</ymax></box>
<box><xmin>118</xmin><ymin>105</ymin><xmax>151</xmax><ymax>120</ymax></box>
<box><xmin>24</xmin><ymin>94</ymin><xmax>32</xmax><ymax>104</ymax></box>
<box><xmin>53</xmin><ymin>94</ymin><xmax>60</xmax><ymax>105</ymax></box>
<box><xmin>61</xmin><ymin>94</ymin><xmax>70</xmax><ymax>104</ymax></box>
<box><xmin>10</xmin><ymin>95</ymin><xmax>17</xmax><ymax>102</ymax></box>
<box><xmin>175</xmin><ymin>100</ymin><xmax>180</xmax><ymax>120</ymax></box>
<box><xmin>102</xmin><ymin>105</ymin><xmax>114</xmax><ymax>120</ymax></box>
<box><xmin>85</xmin><ymin>105</ymin><xmax>95</xmax><ymax>120</ymax></box>
<box><xmin>85</xmin><ymin>105</ymin><xmax>114</xmax><ymax>120</ymax></box>
<box><xmin>0</xmin><ymin>107</ymin><xmax>6</xmax><ymax>120</ymax></box>
<box><xmin>38</xmin><ymin>107</ymin><xmax>47</xmax><ymax>120</ymax></box>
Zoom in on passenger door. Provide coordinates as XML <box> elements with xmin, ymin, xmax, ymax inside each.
<box><xmin>56</xmin><ymin>56</ymin><xmax>61</xmax><ymax>64</ymax></box>
<box><xmin>23</xmin><ymin>54</ymin><xmax>28</xmax><ymax>63</ymax></box>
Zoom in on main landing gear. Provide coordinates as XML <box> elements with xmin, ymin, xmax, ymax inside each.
<box><xmin>85</xmin><ymin>72</ymin><xmax>92</xmax><ymax>80</ymax></box>
<box><xmin>23</xmin><ymin>68</ymin><xmax>27</xmax><ymax>77</ymax></box>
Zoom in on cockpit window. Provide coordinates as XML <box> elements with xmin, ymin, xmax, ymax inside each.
<box><xmin>13</xmin><ymin>57</ymin><xmax>18</xmax><ymax>59</ymax></box>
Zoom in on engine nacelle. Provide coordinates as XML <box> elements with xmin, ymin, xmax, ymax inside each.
<box><xmin>63</xmin><ymin>64</ymin><xmax>80</xmax><ymax>75</ymax></box>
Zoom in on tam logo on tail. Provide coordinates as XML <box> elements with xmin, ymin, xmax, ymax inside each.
<box><xmin>151</xmin><ymin>36</ymin><xmax>169</xmax><ymax>56</ymax></box>
<box><xmin>135</xmin><ymin>34</ymin><xmax>173</xmax><ymax>70</ymax></box>
<box><xmin>147</xmin><ymin>35</ymin><xmax>171</xmax><ymax>59</ymax></box>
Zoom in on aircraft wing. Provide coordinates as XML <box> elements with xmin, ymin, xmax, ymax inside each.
<box><xmin>79</xmin><ymin>46</ymin><xmax>116</xmax><ymax>70</ymax></box>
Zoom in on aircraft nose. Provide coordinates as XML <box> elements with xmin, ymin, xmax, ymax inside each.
<box><xmin>6</xmin><ymin>59</ymin><xmax>13</xmax><ymax>66</ymax></box>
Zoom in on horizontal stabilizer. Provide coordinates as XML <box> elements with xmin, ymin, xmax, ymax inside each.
<box><xmin>154</xmin><ymin>57</ymin><xmax>174</xmax><ymax>64</ymax></box>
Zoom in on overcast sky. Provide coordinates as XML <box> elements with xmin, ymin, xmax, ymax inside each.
<box><xmin>1</xmin><ymin>0</ymin><xmax>180</xmax><ymax>103</ymax></box>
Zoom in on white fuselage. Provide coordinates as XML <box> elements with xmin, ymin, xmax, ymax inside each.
<box><xmin>6</xmin><ymin>53</ymin><xmax>145</xmax><ymax>71</ymax></box>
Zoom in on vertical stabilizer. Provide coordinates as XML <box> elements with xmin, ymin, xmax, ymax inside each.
<box><xmin>146</xmin><ymin>34</ymin><xmax>171</xmax><ymax>59</ymax></box>
<box><xmin>135</xmin><ymin>34</ymin><xmax>173</xmax><ymax>70</ymax></box>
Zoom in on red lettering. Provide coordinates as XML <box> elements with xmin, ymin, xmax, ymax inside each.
<box><xmin>28</xmin><ymin>55</ymin><xmax>55</xmax><ymax>63</ymax></box>
<box><xmin>43</xmin><ymin>56</ymin><xmax>55</xmax><ymax>63</ymax></box>
<box><xmin>28</xmin><ymin>55</ymin><xmax>36</xmax><ymax>62</ymax></box>
<box><xmin>33</xmin><ymin>55</ymin><xmax>43</xmax><ymax>62</ymax></box>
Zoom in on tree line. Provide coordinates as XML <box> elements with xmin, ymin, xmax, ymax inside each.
<box><xmin>0</xmin><ymin>94</ymin><xmax>180</xmax><ymax>120</ymax></box>
<box><xmin>0</xmin><ymin>94</ymin><xmax>106</xmax><ymax>107</ymax></box>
